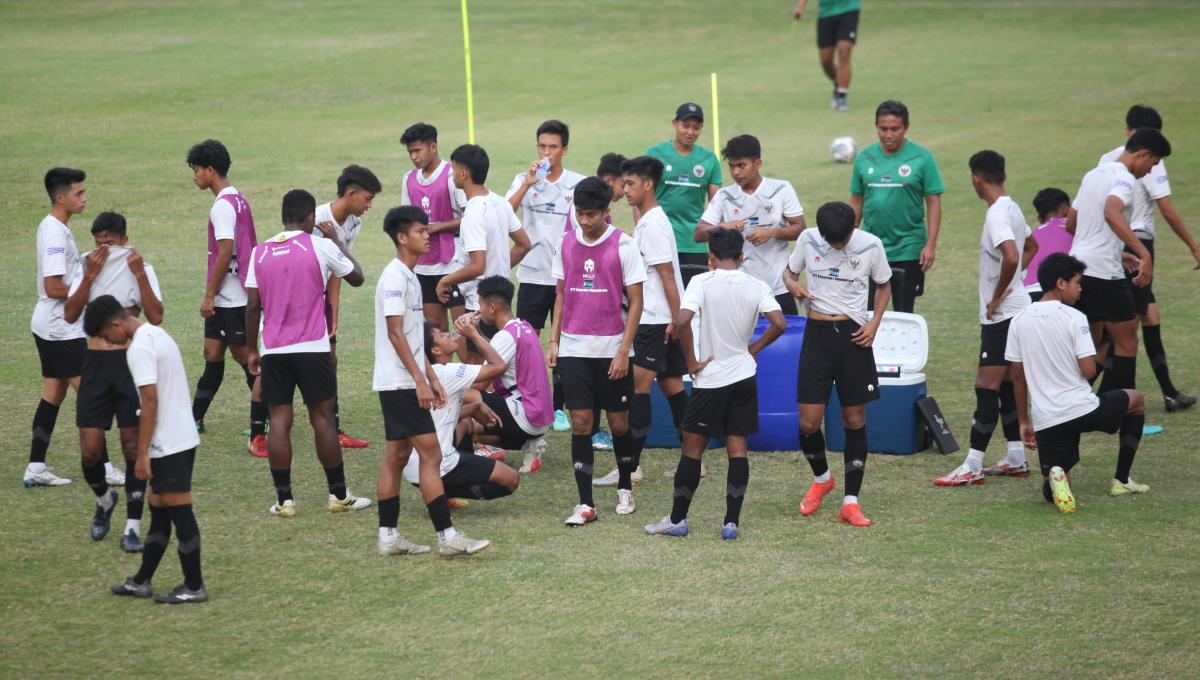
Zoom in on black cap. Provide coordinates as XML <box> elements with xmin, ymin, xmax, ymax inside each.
<box><xmin>674</xmin><ymin>102</ymin><xmax>704</xmax><ymax>122</ymax></box>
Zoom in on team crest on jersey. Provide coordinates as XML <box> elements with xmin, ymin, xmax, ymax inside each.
<box><xmin>564</xmin><ymin>191</ymin><xmax>573</xmax><ymax>203</ymax></box>
<box><xmin>762</xmin><ymin>201</ymin><xmax>773</xmax><ymax>213</ymax></box>
<box><xmin>693</xmin><ymin>164</ymin><xmax>705</xmax><ymax>178</ymax></box>
<box><xmin>733</xmin><ymin>208</ymin><xmax>740</xmax><ymax>216</ymax></box>
<box><xmin>868</xmin><ymin>168</ymin><xmax>874</xmax><ymax>175</ymax></box>
<box><xmin>532</xmin><ymin>192</ymin><xmax>539</xmax><ymax>201</ymax></box>
<box><xmin>849</xmin><ymin>256</ymin><xmax>862</xmax><ymax>271</ymax></box>
<box><xmin>899</xmin><ymin>164</ymin><xmax>912</xmax><ymax>178</ymax></box>
<box><xmin>421</xmin><ymin>196</ymin><xmax>431</xmax><ymax>210</ymax></box>
<box><xmin>665</xmin><ymin>164</ymin><xmax>673</xmax><ymax>173</ymax></box>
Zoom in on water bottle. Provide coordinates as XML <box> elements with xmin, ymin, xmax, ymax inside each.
<box><xmin>535</xmin><ymin>157</ymin><xmax>550</xmax><ymax>181</ymax></box>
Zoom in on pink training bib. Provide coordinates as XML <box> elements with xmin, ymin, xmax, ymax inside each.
<box><xmin>492</xmin><ymin>319</ymin><xmax>553</xmax><ymax>428</ymax></box>
<box><xmin>207</xmin><ymin>191</ymin><xmax>257</xmax><ymax>288</ymax></box>
<box><xmin>1023</xmin><ymin>217</ymin><xmax>1074</xmax><ymax>288</ymax></box>
<box><xmin>409</xmin><ymin>164</ymin><xmax>457</xmax><ymax>266</ymax></box>
<box><xmin>253</xmin><ymin>232</ymin><xmax>327</xmax><ymax>349</ymax></box>
<box><xmin>560</xmin><ymin>228</ymin><xmax>625</xmax><ymax>336</ymax></box>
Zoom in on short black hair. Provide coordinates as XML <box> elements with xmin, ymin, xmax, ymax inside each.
<box><xmin>450</xmin><ymin>144</ymin><xmax>489</xmax><ymax>184</ymax></box>
<box><xmin>573</xmin><ymin>176</ymin><xmax>611</xmax><ymax>212</ymax></box>
<box><xmin>536</xmin><ymin>119</ymin><xmax>569</xmax><ymax>147</ymax></box>
<box><xmin>620</xmin><ymin>156</ymin><xmax>664</xmax><ymax>189</ymax></box>
<box><xmin>91</xmin><ymin>212</ymin><xmax>127</xmax><ymax>237</ymax></box>
<box><xmin>708</xmin><ymin>227</ymin><xmax>744</xmax><ymax>261</ymax></box>
<box><xmin>1037</xmin><ymin>252</ymin><xmax>1087</xmax><ymax>294</ymax></box>
<box><xmin>477</xmin><ymin>275</ymin><xmax>515</xmax><ymax>307</ymax></box>
<box><xmin>186</xmin><ymin>139</ymin><xmax>231</xmax><ymax>177</ymax></box>
<box><xmin>281</xmin><ymin>189</ymin><xmax>316</xmax><ymax>226</ymax></box>
<box><xmin>1125</xmin><ymin>128</ymin><xmax>1171</xmax><ymax>158</ymax></box>
<box><xmin>382</xmin><ymin>205</ymin><xmax>430</xmax><ymax>246</ymax></box>
<box><xmin>596</xmin><ymin>152</ymin><xmax>628</xmax><ymax>179</ymax></box>
<box><xmin>968</xmin><ymin>150</ymin><xmax>1006</xmax><ymax>185</ymax></box>
<box><xmin>1032</xmin><ymin>188</ymin><xmax>1070</xmax><ymax>222</ymax></box>
<box><xmin>336</xmin><ymin>164</ymin><xmax>382</xmax><ymax>197</ymax></box>
<box><xmin>1125</xmin><ymin>105</ymin><xmax>1162</xmax><ymax>131</ymax></box>
<box><xmin>83</xmin><ymin>295</ymin><xmax>127</xmax><ymax>338</ymax></box>
<box><xmin>816</xmin><ymin>202</ymin><xmax>856</xmax><ymax>245</ymax></box>
<box><xmin>875</xmin><ymin>100</ymin><xmax>909</xmax><ymax>126</ymax></box>
<box><xmin>400</xmin><ymin>122</ymin><xmax>438</xmax><ymax>146</ymax></box>
<box><xmin>721</xmin><ymin>134</ymin><xmax>762</xmax><ymax>161</ymax></box>
<box><xmin>423</xmin><ymin>320</ymin><xmax>439</xmax><ymax>364</ymax></box>
<box><xmin>44</xmin><ymin>167</ymin><xmax>85</xmax><ymax>201</ymax></box>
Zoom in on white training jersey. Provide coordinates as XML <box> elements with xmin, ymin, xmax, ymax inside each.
<box><xmin>507</xmin><ymin>168</ymin><xmax>585</xmax><ymax>286</ymax></box>
<box><xmin>491</xmin><ymin>321</ymin><xmax>552</xmax><ymax>436</ymax></box>
<box><xmin>401</xmin><ymin>361</ymin><xmax>484</xmax><ymax>484</ymax></box>
<box><xmin>633</xmin><ymin>206</ymin><xmax>684</xmax><ymax>326</ymax></box>
<box><xmin>1069</xmin><ymin>162</ymin><xmax>1135</xmax><ymax>280</ymax></box>
<box><xmin>313</xmin><ymin>202</ymin><xmax>363</xmax><ymax>253</ymax></box>
<box><xmin>681</xmin><ymin>268</ymin><xmax>781</xmax><ymax>389</ymax></box>
<box><xmin>552</xmin><ymin>226</ymin><xmax>647</xmax><ymax>358</ymax></box>
<box><xmin>372</xmin><ymin>258</ymin><xmax>427</xmax><ymax>390</ymax></box>
<box><xmin>68</xmin><ymin>248</ymin><xmax>163</xmax><ymax>310</ymax></box>
<box><xmin>1098</xmin><ymin>146</ymin><xmax>1170</xmax><ymax>240</ymax></box>
<box><xmin>700</xmin><ymin>177</ymin><xmax>803</xmax><ymax>295</ymax></box>
<box><xmin>210</xmin><ymin>186</ymin><xmax>249</xmax><ymax>308</ymax></box>
<box><xmin>786</xmin><ymin>228</ymin><xmax>892</xmax><ymax>326</ymax></box>
<box><xmin>401</xmin><ymin>161</ymin><xmax>469</xmax><ymax>276</ymax></box>
<box><xmin>32</xmin><ymin>214</ymin><xmax>85</xmax><ymax>340</ymax></box>
<box><xmin>460</xmin><ymin>191</ymin><xmax>522</xmax><ymax>301</ymax></box>
<box><xmin>1005</xmin><ymin>300</ymin><xmax>1099</xmax><ymax>431</ymax></box>
<box><xmin>978</xmin><ymin>196</ymin><xmax>1032</xmax><ymax>325</ymax></box>
<box><xmin>126</xmin><ymin>323</ymin><xmax>199</xmax><ymax>458</ymax></box>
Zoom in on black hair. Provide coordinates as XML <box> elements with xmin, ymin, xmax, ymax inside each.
<box><xmin>83</xmin><ymin>295</ymin><xmax>127</xmax><ymax>338</ymax></box>
<box><xmin>1032</xmin><ymin>188</ymin><xmax>1070</xmax><ymax>222</ymax></box>
<box><xmin>423</xmin><ymin>320</ymin><xmax>439</xmax><ymax>364</ymax></box>
<box><xmin>477</xmin><ymin>275</ymin><xmax>515</xmax><ymax>307</ymax></box>
<box><xmin>1037</xmin><ymin>252</ymin><xmax>1087</xmax><ymax>294</ymax></box>
<box><xmin>816</xmin><ymin>201</ymin><xmax>856</xmax><ymax>245</ymax></box>
<box><xmin>596</xmin><ymin>152</ymin><xmax>628</xmax><ymax>179</ymax></box>
<box><xmin>336</xmin><ymin>164</ymin><xmax>382</xmax><ymax>197</ymax></box>
<box><xmin>708</xmin><ymin>227</ymin><xmax>744</xmax><ymax>261</ymax></box>
<box><xmin>721</xmin><ymin>134</ymin><xmax>762</xmax><ymax>161</ymax></box>
<box><xmin>449</xmin><ymin>144</ymin><xmax>489</xmax><ymax>184</ymax></box>
<box><xmin>91</xmin><ymin>212</ymin><xmax>127</xmax><ymax>237</ymax></box>
<box><xmin>400</xmin><ymin>122</ymin><xmax>438</xmax><ymax>146</ymax></box>
<box><xmin>968</xmin><ymin>150</ymin><xmax>1006</xmax><ymax>185</ymax></box>
<box><xmin>44</xmin><ymin>167</ymin><xmax>85</xmax><ymax>201</ymax></box>
<box><xmin>1125</xmin><ymin>105</ymin><xmax>1162</xmax><ymax>131</ymax></box>
<box><xmin>536</xmin><ymin>119</ymin><xmax>569</xmax><ymax>147</ymax></box>
<box><xmin>875</xmin><ymin>100</ymin><xmax>909</xmax><ymax>126</ymax></box>
<box><xmin>1125</xmin><ymin>128</ymin><xmax>1171</xmax><ymax>158</ymax></box>
<box><xmin>281</xmin><ymin>189</ymin><xmax>316</xmax><ymax>226</ymax></box>
<box><xmin>382</xmin><ymin>205</ymin><xmax>430</xmax><ymax>246</ymax></box>
<box><xmin>620</xmin><ymin>156</ymin><xmax>664</xmax><ymax>190</ymax></box>
<box><xmin>573</xmin><ymin>176</ymin><xmax>611</xmax><ymax>212</ymax></box>
<box><xmin>186</xmin><ymin>139</ymin><xmax>231</xmax><ymax>177</ymax></box>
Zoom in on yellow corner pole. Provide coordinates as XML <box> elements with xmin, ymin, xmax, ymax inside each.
<box><xmin>710</xmin><ymin>72</ymin><xmax>720</xmax><ymax>151</ymax></box>
<box><xmin>461</xmin><ymin>0</ymin><xmax>475</xmax><ymax>143</ymax></box>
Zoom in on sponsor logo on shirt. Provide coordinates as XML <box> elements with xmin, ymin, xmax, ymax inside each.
<box><xmin>1081</xmin><ymin>325</ymin><xmax>1089</xmax><ymax>335</ymax></box>
<box><xmin>542</xmin><ymin>202</ymin><xmax>556</xmax><ymax>212</ymax></box>
<box><xmin>828</xmin><ymin>267</ymin><xmax>840</xmax><ymax>278</ymax></box>
<box><xmin>270</xmin><ymin>247</ymin><xmax>291</xmax><ymax>256</ymax></box>
<box><xmin>678</xmin><ymin>174</ymin><xmax>690</xmax><ymax>183</ymax></box>
<box><xmin>881</xmin><ymin>175</ymin><xmax>893</xmax><ymax>183</ymax></box>
<box><xmin>693</xmin><ymin>164</ymin><xmax>705</xmax><ymax>178</ymax></box>
<box><xmin>456</xmin><ymin>365</ymin><xmax>468</xmax><ymax>377</ymax></box>
<box><xmin>1156</xmin><ymin>175</ymin><xmax>1168</xmax><ymax>184</ymax></box>
<box><xmin>1114</xmin><ymin>180</ymin><xmax>1132</xmax><ymax>190</ymax></box>
<box><xmin>421</xmin><ymin>196</ymin><xmax>431</xmax><ymax>211</ymax></box>
<box><xmin>385</xmin><ymin>289</ymin><xmax>404</xmax><ymax>298</ymax></box>
<box><xmin>46</xmin><ymin>246</ymin><xmax>65</xmax><ymax>255</ymax></box>
<box><xmin>748</xmin><ymin>216</ymin><xmax>760</xmax><ymax>227</ymax></box>
<box><xmin>899</xmin><ymin>164</ymin><xmax>912</xmax><ymax>178</ymax></box>
<box><xmin>582</xmin><ymin>258</ymin><xmax>596</xmax><ymax>289</ymax></box>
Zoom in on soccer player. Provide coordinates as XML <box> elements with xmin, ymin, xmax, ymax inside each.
<box><xmin>934</xmin><ymin>151</ymin><xmax>1037</xmax><ymax>487</ymax></box>
<box><xmin>550</xmin><ymin>177</ymin><xmax>646</xmax><ymax>525</ymax></box>
<box><xmin>26</xmin><ymin>168</ymin><xmax>89</xmax><ymax>488</ymax></box>
<box><xmin>695</xmin><ymin>134</ymin><xmax>806</xmax><ymax>313</ymax></box>
<box><xmin>644</xmin><ymin>228</ymin><xmax>786</xmax><ymax>540</ymax></box>
<box><xmin>1066</xmin><ymin>127</ymin><xmax>1170</xmax><ymax>393</ymax></box>
<box><xmin>793</xmin><ymin>0</ymin><xmax>861</xmax><ymax>112</ymax></box>
<box><xmin>785</xmin><ymin>201</ymin><xmax>891</xmax><ymax>527</ymax></box>
<box><xmin>646</xmin><ymin>103</ymin><xmax>723</xmax><ymax>290</ymax></box>
<box><xmin>374</xmin><ymin>205</ymin><xmax>491</xmax><ymax>556</ymax></box>
<box><xmin>1009</xmin><ymin>253</ymin><xmax>1150</xmax><ymax>513</ymax></box>
<box><xmin>848</xmin><ymin>100</ymin><xmax>944</xmax><ymax>313</ymax></box>
<box><xmin>1021</xmin><ymin>188</ymin><xmax>1073</xmax><ymax>302</ymax></box>
<box><xmin>92</xmin><ymin>296</ymin><xmax>208</xmax><ymax>603</ymax></box>
<box><xmin>400</xmin><ymin>123</ymin><xmax>469</xmax><ymax>331</ymax></box>
<box><xmin>314</xmin><ymin>164</ymin><xmax>382</xmax><ymax>450</ymax></box>
<box><xmin>64</xmin><ymin>212</ymin><xmax>163</xmax><ymax>550</ymax></box>
<box><xmin>244</xmin><ymin>190</ymin><xmax>372</xmax><ymax>518</ymax></box>
<box><xmin>186</xmin><ymin>140</ymin><xmax>265</xmax><ymax>456</ymax></box>
<box><xmin>1099</xmin><ymin>105</ymin><xmax>1198</xmax><ymax>411</ymax></box>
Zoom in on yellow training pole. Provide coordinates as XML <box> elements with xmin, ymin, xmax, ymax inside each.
<box><xmin>710</xmin><ymin>72</ymin><xmax>720</xmax><ymax>151</ymax></box>
<box><xmin>461</xmin><ymin>0</ymin><xmax>476</xmax><ymax>143</ymax></box>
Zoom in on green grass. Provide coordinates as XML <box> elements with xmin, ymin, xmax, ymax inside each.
<box><xmin>3</xmin><ymin>0</ymin><xmax>1200</xmax><ymax>677</ymax></box>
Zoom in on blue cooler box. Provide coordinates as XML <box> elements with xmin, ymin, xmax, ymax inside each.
<box><xmin>824</xmin><ymin>312</ymin><xmax>929</xmax><ymax>455</ymax></box>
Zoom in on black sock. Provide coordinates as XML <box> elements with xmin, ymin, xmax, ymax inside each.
<box><xmin>82</xmin><ymin>460</ymin><xmax>108</xmax><ymax>498</ymax></box>
<box><xmin>323</xmin><ymin>463</ymin><xmax>347</xmax><ymax>500</ymax></box>
<box><xmin>426</xmin><ymin>495</ymin><xmax>452</xmax><ymax>533</ymax></box>
<box><xmin>242</xmin><ymin>363</ymin><xmax>256</xmax><ymax>391</ymax></box>
<box><xmin>1042</xmin><ymin>479</ymin><xmax>1054</xmax><ymax>503</ymax></box>
<box><xmin>457</xmin><ymin>430</ymin><xmax>474</xmax><ymax>455</ymax></box>
<box><xmin>125</xmin><ymin>460</ymin><xmax>145</xmax><ymax>521</ymax></box>
<box><xmin>1115</xmin><ymin>412</ymin><xmax>1144</xmax><ymax>484</ymax></box>
<box><xmin>135</xmin><ymin>505</ymin><xmax>171</xmax><ymax>585</ymax></box>
<box><xmin>571</xmin><ymin>434</ymin><xmax>595</xmax><ymax>507</ymax></box>
<box><xmin>377</xmin><ymin>496</ymin><xmax>399</xmax><ymax>528</ymax></box>
<box><xmin>270</xmin><ymin>468</ymin><xmax>293</xmax><ymax>504</ymax></box>
<box><xmin>630</xmin><ymin>393</ymin><xmax>652</xmax><ymax>468</ymax></box>
<box><xmin>99</xmin><ymin>439</ymin><xmax>111</xmax><ymax>466</ymax></box>
<box><xmin>998</xmin><ymin>381</ymin><xmax>1020</xmax><ymax>442</ymax></box>
<box><xmin>843</xmin><ymin>427</ymin><xmax>868</xmax><ymax>497</ymax></box>
<box><xmin>969</xmin><ymin>387</ymin><xmax>1000</xmax><ymax>452</ymax></box>
<box><xmin>249</xmin><ymin>400</ymin><xmax>268</xmax><ymax>438</ymax></box>
<box><xmin>667</xmin><ymin>391</ymin><xmax>689</xmax><ymax>436</ymax></box>
<box><xmin>333</xmin><ymin>396</ymin><xmax>342</xmax><ymax>432</ymax></box>
<box><xmin>552</xmin><ymin>369</ymin><xmax>564</xmax><ymax>411</ymax></box>
<box><xmin>613</xmin><ymin>429</ymin><xmax>636</xmax><ymax>491</ymax></box>
<box><xmin>1110</xmin><ymin>355</ymin><xmax>1137</xmax><ymax>391</ymax></box>
<box><xmin>29</xmin><ymin>399</ymin><xmax>60</xmax><ymax>465</ymax></box>
<box><xmin>1142</xmin><ymin>324</ymin><xmax>1178</xmax><ymax>398</ymax></box>
<box><xmin>191</xmin><ymin>361</ymin><xmax>225</xmax><ymax>422</ymax></box>
<box><xmin>169</xmin><ymin>505</ymin><xmax>203</xmax><ymax>590</ymax></box>
<box><xmin>445</xmin><ymin>483</ymin><xmax>513</xmax><ymax>500</ymax></box>
<box><xmin>800</xmin><ymin>429</ymin><xmax>828</xmax><ymax>477</ymax></box>
<box><xmin>724</xmin><ymin>457</ymin><xmax>749</xmax><ymax>525</ymax></box>
<box><xmin>670</xmin><ymin>456</ymin><xmax>702</xmax><ymax>524</ymax></box>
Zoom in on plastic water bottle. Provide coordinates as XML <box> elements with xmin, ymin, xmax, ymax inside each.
<box><xmin>535</xmin><ymin>157</ymin><xmax>550</xmax><ymax>181</ymax></box>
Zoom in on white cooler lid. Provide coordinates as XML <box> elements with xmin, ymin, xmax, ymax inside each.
<box><xmin>872</xmin><ymin>311</ymin><xmax>928</xmax><ymax>374</ymax></box>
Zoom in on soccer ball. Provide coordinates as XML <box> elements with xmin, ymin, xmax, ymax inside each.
<box><xmin>830</xmin><ymin>136</ymin><xmax>857</xmax><ymax>164</ymax></box>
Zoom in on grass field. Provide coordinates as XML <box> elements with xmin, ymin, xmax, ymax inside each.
<box><xmin>3</xmin><ymin>0</ymin><xmax>1200</xmax><ymax>677</ymax></box>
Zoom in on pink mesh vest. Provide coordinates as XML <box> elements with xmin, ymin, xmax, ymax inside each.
<box><xmin>492</xmin><ymin>319</ymin><xmax>553</xmax><ymax>427</ymax></box>
<box><xmin>253</xmin><ymin>232</ymin><xmax>327</xmax><ymax>350</ymax></box>
<box><xmin>207</xmin><ymin>191</ymin><xmax>257</xmax><ymax>288</ymax></box>
<box><xmin>561</xmin><ymin>228</ymin><xmax>625</xmax><ymax>336</ymax></box>
<box><xmin>408</xmin><ymin>165</ymin><xmax>456</xmax><ymax>265</ymax></box>
<box><xmin>1023</xmin><ymin>217</ymin><xmax>1074</xmax><ymax>288</ymax></box>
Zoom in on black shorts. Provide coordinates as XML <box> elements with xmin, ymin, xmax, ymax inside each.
<box><xmin>979</xmin><ymin>319</ymin><xmax>1013</xmax><ymax>367</ymax></box>
<box><xmin>775</xmin><ymin>293</ymin><xmax>798</xmax><ymax>316</ymax></box>
<box><xmin>517</xmin><ymin>283</ymin><xmax>557</xmax><ymax>330</ymax></box>
<box><xmin>481</xmin><ymin>391</ymin><xmax>538</xmax><ymax>450</ymax></box>
<box><xmin>417</xmin><ymin>273</ymin><xmax>464</xmax><ymax>309</ymax></box>
<box><xmin>260</xmin><ymin>352</ymin><xmax>337</xmax><ymax>406</ymax></box>
<box><xmin>678</xmin><ymin>252</ymin><xmax>710</xmax><ymax>289</ymax></box>
<box><xmin>441</xmin><ymin>450</ymin><xmax>497</xmax><ymax>489</ymax></box>
<box><xmin>816</xmin><ymin>9</ymin><xmax>859</xmax><ymax>49</ymax></box>
<box><xmin>1074</xmin><ymin>275</ymin><xmax>1136</xmax><ymax>324</ymax></box>
<box><xmin>76</xmin><ymin>349</ymin><xmax>140</xmax><ymax>429</ymax></box>
<box><xmin>379</xmin><ymin>389</ymin><xmax>436</xmax><ymax>440</ymax></box>
<box><xmin>869</xmin><ymin>260</ymin><xmax>924</xmax><ymax>313</ymax></box>
<box><xmin>796</xmin><ymin>319</ymin><xmax>880</xmax><ymax>406</ymax></box>
<box><xmin>150</xmin><ymin>448</ymin><xmax>196</xmax><ymax>494</ymax></box>
<box><xmin>1034</xmin><ymin>390</ymin><xmax>1129</xmax><ymax>474</ymax></box>
<box><xmin>1124</xmin><ymin>237</ymin><xmax>1155</xmax><ymax>316</ymax></box>
<box><xmin>683</xmin><ymin>376</ymin><xmax>759</xmax><ymax>438</ymax></box>
<box><xmin>33</xmin><ymin>334</ymin><xmax>85</xmax><ymax>379</ymax></box>
<box><xmin>632</xmin><ymin>324</ymin><xmax>687</xmax><ymax>378</ymax></box>
<box><xmin>557</xmin><ymin>356</ymin><xmax>634</xmax><ymax>412</ymax></box>
<box><xmin>204</xmin><ymin>306</ymin><xmax>247</xmax><ymax>345</ymax></box>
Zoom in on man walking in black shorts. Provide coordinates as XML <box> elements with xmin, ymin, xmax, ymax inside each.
<box><xmin>794</xmin><ymin>0</ymin><xmax>860</xmax><ymax>112</ymax></box>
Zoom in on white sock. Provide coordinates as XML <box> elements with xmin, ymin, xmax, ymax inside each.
<box><xmin>814</xmin><ymin>471</ymin><xmax>831</xmax><ymax>484</ymax></box>
<box><xmin>843</xmin><ymin>495</ymin><xmax>859</xmax><ymax>506</ymax></box>
<box><xmin>438</xmin><ymin>527</ymin><xmax>459</xmax><ymax>543</ymax></box>
<box><xmin>1003</xmin><ymin>441</ymin><xmax>1026</xmax><ymax>467</ymax></box>
<box><xmin>104</xmin><ymin>461</ymin><xmax>116</xmax><ymax>475</ymax></box>
<box><xmin>963</xmin><ymin>449</ymin><xmax>986</xmax><ymax>474</ymax></box>
<box><xmin>97</xmin><ymin>489</ymin><xmax>117</xmax><ymax>511</ymax></box>
<box><xmin>378</xmin><ymin>527</ymin><xmax>395</xmax><ymax>541</ymax></box>
<box><xmin>124</xmin><ymin>519</ymin><xmax>140</xmax><ymax>535</ymax></box>
<box><xmin>27</xmin><ymin>462</ymin><xmax>47</xmax><ymax>474</ymax></box>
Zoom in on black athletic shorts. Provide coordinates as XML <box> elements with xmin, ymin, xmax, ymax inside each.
<box><xmin>76</xmin><ymin>349</ymin><xmax>140</xmax><ymax>429</ymax></box>
<box><xmin>1034</xmin><ymin>390</ymin><xmax>1129</xmax><ymax>475</ymax></box>
<box><xmin>817</xmin><ymin>9</ymin><xmax>859</xmax><ymax>49</ymax></box>
<box><xmin>684</xmin><ymin>376</ymin><xmax>759</xmax><ymax>438</ymax></box>
<box><xmin>557</xmin><ymin>356</ymin><xmax>634</xmax><ymax>412</ymax></box>
<box><xmin>796</xmin><ymin>318</ymin><xmax>880</xmax><ymax>406</ymax></box>
<box><xmin>150</xmin><ymin>448</ymin><xmax>195</xmax><ymax>494</ymax></box>
<box><xmin>481</xmin><ymin>390</ymin><xmax>538</xmax><ymax>450</ymax></box>
<box><xmin>868</xmin><ymin>259</ymin><xmax>923</xmax><ymax>313</ymax></box>
<box><xmin>204</xmin><ymin>305</ymin><xmax>247</xmax><ymax>345</ymax></box>
<box><xmin>517</xmin><ymin>282</ymin><xmax>557</xmax><ymax>330</ymax></box>
<box><xmin>33</xmin><ymin>334</ymin><xmax>85</xmax><ymax>379</ymax></box>
<box><xmin>775</xmin><ymin>293</ymin><xmax>798</xmax><ymax>316</ymax></box>
<box><xmin>979</xmin><ymin>319</ymin><xmax>1013</xmax><ymax>367</ymax></box>
<box><xmin>260</xmin><ymin>352</ymin><xmax>337</xmax><ymax>406</ymax></box>
<box><xmin>1124</xmin><ymin>237</ymin><xmax>1155</xmax><ymax>316</ymax></box>
<box><xmin>417</xmin><ymin>273</ymin><xmax>464</xmax><ymax>309</ymax></box>
<box><xmin>379</xmin><ymin>388</ymin><xmax>436</xmax><ymax>440</ymax></box>
<box><xmin>632</xmin><ymin>324</ymin><xmax>687</xmax><ymax>377</ymax></box>
<box><xmin>441</xmin><ymin>450</ymin><xmax>497</xmax><ymax>489</ymax></box>
<box><xmin>1074</xmin><ymin>275</ymin><xmax>1136</xmax><ymax>324</ymax></box>
<box><xmin>678</xmin><ymin>252</ymin><xmax>710</xmax><ymax>289</ymax></box>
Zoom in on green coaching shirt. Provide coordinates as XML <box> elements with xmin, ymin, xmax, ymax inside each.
<box><xmin>646</xmin><ymin>141</ymin><xmax>723</xmax><ymax>254</ymax></box>
<box><xmin>850</xmin><ymin>140</ymin><xmax>944</xmax><ymax>262</ymax></box>
<box><xmin>819</xmin><ymin>0</ymin><xmax>861</xmax><ymax>19</ymax></box>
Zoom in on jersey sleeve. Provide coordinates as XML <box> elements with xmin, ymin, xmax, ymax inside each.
<box><xmin>1073</xmin><ymin>314</ymin><xmax>1097</xmax><ymax>358</ymax></box>
<box><xmin>984</xmin><ymin>209</ymin><xmax>1016</xmax><ymax>249</ymax></box>
<box><xmin>707</xmin><ymin>154</ymin><xmax>723</xmax><ymax>186</ymax></box>
<box><xmin>243</xmin><ymin>248</ymin><xmax>258</xmax><ymax>289</ymax></box>
<box><xmin>869</xmin><ymin>246</ymin><xmax>893</xmax><ymax>284</ymax></box>
<box><xmin>144</xmin><ymin>265</ymin><xmax>163</xmax><ymax>303</ymax></box>
<box><xmin>779</xmin><ymin>182</ymin><xmax>804</xmax><ymax>217</ymax></box>
<box><xmin>451</xmin><ymin>184</ymin><xmax>468</xmax><ymax>216</ymax></box>
<box><xmin>1109</xmin><ymin>172</ymin><xmax>1134</xmax><ymax>206</ymax></box>
<box><xmin>461</xmin><ymin>208</ymin><xmax>487</xmax><ymax>253</ymax></box>
<box><xmin>210</xmin><ymin>199</ymin><xmax>237</xmax><ymax>241</ymax></box>
<box><xmin>506</xmin><ymin>202</ymin><xmax>522</xmax><ymax>233</ymax></box>
<box><xmin>438</xmin><ymin>362</ymin><xmax>483</xmax><ymax>400</ymax></box>
<box><xmin>641</xmin><ymin>224</ymin><xmax>675</xmax><ymax>266</ymax></box>
<box><xmin>552</xmin><ymin>234</ymin><xmax>566</xmax><ymax>281</ymax></box>
<box><xmin>381</xmin><ymin>269</ymin><xmax>408</xmax><ymax>318</ymax></box>
<box><xmin>700</xmin><ymin>191</ymin><xmax>725</xmax><ymax>225</ymax></box>
<box><xmin>126</xmin><ymin>340</ymin><xmax>158</xmax><ymax>387</ymax></box>
<box><xmin>921</xmin><ymin>153</ymin><xmax>946</xmax><ymax>196</ymax></box>
<box><xmin>619</xmin><ymin>236</ymin><xmax>648</xmax><ymax>286</ymax></box>
<box><xmin>757</xmin><ymin>280</ymin><xmax>783</xmax><ymax>314</ymax></box>
<box><xmin>786</xmin><ymin>238</ymin><xmax>807</xmax><ymax>274</ymax></box>
<box><xmin>1144</xmin><ymin>161</ymin><xmax>1171</xmax><ymax>200</ymax></box>
<box><xmin>399</xmin><ymin>174</ymin><xmax>411</xmax><ymax>206</ymax></box>
<box><xmin>849</xmin><ymin>156</ymin><xmax>866</xmax><ymax>196</ymax></box>
<box><xmin>40</xmin><ymin>228</ymin><xmax>72</xmax><ymax>278</ymax></box>
<box><xmin>315</xmin><ymin>237</ymin><xmax>354</xmax><ymax>280</ymax></box>
<box><xmin>490</xmin><ymin>330</ymin><xmax>517</xmax><ymax>364</ymax></box>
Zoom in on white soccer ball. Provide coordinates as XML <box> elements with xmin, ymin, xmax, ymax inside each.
<box><xmin>830</xmin><ymin>136</ymin><xmax>857</xmax><ymax>164</ymax></box>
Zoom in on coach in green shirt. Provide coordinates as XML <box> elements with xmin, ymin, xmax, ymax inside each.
<box><xmin>646</xmin><ymin>102</ymin><xmax>723</xmax><ymax>287</ymax></box>
<box><xmin>849</xmin><ymin>99</ymin><xmax>943</xmax><ymax>313</ymax></box>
